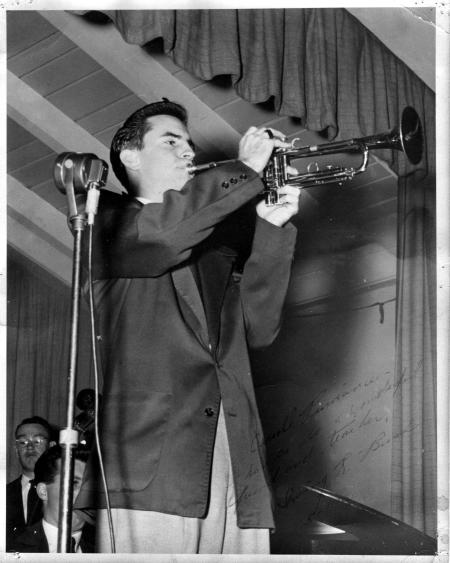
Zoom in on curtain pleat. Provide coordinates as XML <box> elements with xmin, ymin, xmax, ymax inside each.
<box><xmin>392</xmin><ymin>168</ymin><xmax>436</xmax><ymax>536</ymax></box>
<box><xmin>392</xmin><ymin>86</ymin><xmax>436</xmax><ymax>535</ymax></box>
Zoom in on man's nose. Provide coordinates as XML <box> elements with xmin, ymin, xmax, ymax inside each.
<box><xmin>179</xmin><ymin>143</ymin><xmax>195</xmax><ymax>160</ymax></box>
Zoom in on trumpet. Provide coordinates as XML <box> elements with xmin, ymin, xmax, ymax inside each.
<box><xmin>188</xmin><ymin>106</ymin><xmax>423</xmax><ymax>205</ymax></box>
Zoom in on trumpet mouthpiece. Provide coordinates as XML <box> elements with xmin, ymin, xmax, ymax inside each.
<box><xmin>188</xmin><ymin>162</ymin><xmax>219</xmax><ymax>173</ymax></box>
<box><xmin>188</xmin><ymin>159</ymin><xmax>238</xmax><ymax>174</ymax></box>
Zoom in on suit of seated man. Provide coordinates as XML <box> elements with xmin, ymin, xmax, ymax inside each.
<box><xmin>6</xmin><ymin>416</ymin><xmax>56</xmax><ymax>549</ymax></box>
<box><xmin>9</xmin><ymin>445</ymin><xmax>94</xmax><ymax>553</ymax></box>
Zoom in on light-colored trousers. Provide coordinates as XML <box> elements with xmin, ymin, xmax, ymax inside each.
<box><xmin>96</xmin><ymin>403</ymin><xmax>270</xmax><ymax>554</ymax></box>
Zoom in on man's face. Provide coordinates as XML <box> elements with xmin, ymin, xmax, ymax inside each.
<box><xmin>15</xmin><ymin>423</ymin><xmax>50</xmax><ymax>476</ymax></box>
<box><xmin>39</xmin><ymin>459</ymin><xmax>87</xmax><ymax>532</ymax></box>
<box><xmin>130</xmin><ymin>114</ymin><xmax>195</xmax><ymax>200</ymax></box>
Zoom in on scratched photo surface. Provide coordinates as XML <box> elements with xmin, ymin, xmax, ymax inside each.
<box><xmin>4</xmin><ymin>4</ymin><xmax>445</xmax><ymax>559</ymax></box>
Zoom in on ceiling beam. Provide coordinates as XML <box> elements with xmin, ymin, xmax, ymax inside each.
<box><xmin>347</xmin><ymin>8</ymin><xmax>435</xmax><ymax>91</ymax></box>
<box><xmin>40</xmin><ymin>10</ymin><xmax>242</xmax><ymax>158</ymax></box>
<box><xmin>7</xmin><ymin>71</ymin><xmax>123</xmax><ymax>193</ymax></box>
<box><xmin>8</xmin><ymin>174</ymin><xmax>73</xmax><ymax>286</ymax></box>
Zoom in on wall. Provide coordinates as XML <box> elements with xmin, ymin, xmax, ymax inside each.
<box><xmin>252</xmin><ymin>250</ymin><xmax>398</xmax><ymax>553</ymax></box>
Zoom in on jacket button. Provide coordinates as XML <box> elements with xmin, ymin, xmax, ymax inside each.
<box><xmin>230</xmin><ymin>177</ymin><xmax>238</xmax><ymax>184</ymax></box>
<box><xmin>204</xmin><ymin>407</ymin><xmax>215</xmax><ymax>417</ymax></box>
<box><xmin>222</xmin><ymin>181</ymin><xmax>229</xmax><ymax>189</ymax></box>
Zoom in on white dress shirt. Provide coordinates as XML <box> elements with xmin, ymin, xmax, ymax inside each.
<box><xmin>42</xmin><ymin>520</ymin><xmax>82</xmax><ymax>553</ymax></box>
<box><xmin>135</xmin><ymin>196</ymin><xmax>153</xmax><ymax>205</ymax></box>
<box><xmin>20</xmin><ymin>475</ymin><xmax>31</xmax><ymax>522</ymax></box>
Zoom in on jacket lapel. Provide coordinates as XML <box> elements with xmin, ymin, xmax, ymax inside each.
<box><xmin>171</xmin><ymin>264</ymin><xmax>210</xmax><ymax>349</ymax></box>
<box><xmin>171</xmin><ymin>249</ymin><xmax>235</xmax><ymax>352</ymax></box>
<box><xmin>197</xmin><ymin>249</ymin><xmax>234</xmax><ymax>352</ymax></box>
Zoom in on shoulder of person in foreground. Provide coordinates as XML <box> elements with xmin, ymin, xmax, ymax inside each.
<box><xmin>8</xmin><ymin>520</ymin><xmax>47</xmax><ymax>553</ymax></box>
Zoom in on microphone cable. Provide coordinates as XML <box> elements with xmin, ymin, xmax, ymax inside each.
<box><xmin>87</xmin><ymin>221</ymin><xmax>116</xmax><ymax>553</ymax></box>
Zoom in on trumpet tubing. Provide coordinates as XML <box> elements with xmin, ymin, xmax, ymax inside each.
<box><xmin>189</xmin><ymin>106</ymin><xmax>423</xmax><ymax>205</ymax></box>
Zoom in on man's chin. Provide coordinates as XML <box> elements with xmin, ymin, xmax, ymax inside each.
<box><xmin>162</xmin><ymin>179</ymin><xmax>189</xmax><ymax>194</ymax></box>
<box><xmin>22</xmin><ymin>455</ymin><xmax>39</xmax><ymax>468</ymax></box>
<box><xmin>174</xmin><ymin>178</ymin><xmax>190</xmax><ymax>191</ymax></box>
<box><xmin>174</xmin><ymin>171</ymin><xmax>191</xmax><ymax>188</ymax></box>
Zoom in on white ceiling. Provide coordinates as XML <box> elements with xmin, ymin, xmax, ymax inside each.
<box><xmin>348</xmin><ymin>7</ymin><xmax>436</xmax><ymax>91</ymax></box>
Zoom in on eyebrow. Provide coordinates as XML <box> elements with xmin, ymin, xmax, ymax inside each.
<box><xmin>161</xmin><ymin>131</ymin><xmax>195</xmax><ymax>150</ymax></box>
<box><xmin>16</xmin><ymin>432</ymin><xmax>48</xmax><ymax>439</ymax></box>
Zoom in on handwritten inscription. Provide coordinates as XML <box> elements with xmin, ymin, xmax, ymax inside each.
<box><xmin>329</xmin><ymin>408</ymin><xmax>385</xmax><ymax>447</ymax></box>
<box><xmin>228</xmin><ymin>481</ymin><xmax>267</xmax><ymax>509</ymax></box>
<box><xmin>358</xmin><ymin>422</ymin><xmax>419</xmax><ymax>462</ymax></box>
<box><xmin>265</xmin><ymin>371</ymin><xmax>392</xmax><ymax>447</ymax></box>
<box><xmin>277</xmin><ymin>475</ymin><xmax>328</xmax><ymax>510</ymax></box>
<box><xmin>265</xmin><ymin>360</ymin><xmax>422</xmax><ymax>446</ymax></box>
<box><xmin>333</xmin><ymin>452</ymin><xmax>353</xmax><ymax>476</ymax></box>
<box><xmin>258</xmin><ymin>360</ymin><xmax>424</xmax><ymax>511</ymax></box>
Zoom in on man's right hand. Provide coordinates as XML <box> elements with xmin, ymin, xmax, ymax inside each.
<box><xmin>238</xmin><ymin>126</ymin><xmax>292</xmax><ymax>174</ymax></box>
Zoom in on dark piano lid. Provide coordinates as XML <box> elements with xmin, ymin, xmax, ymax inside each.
<box><xmin>300</xmin><ymin>484</ymin><xmax>437</xmax><ymax>555</ymax></box>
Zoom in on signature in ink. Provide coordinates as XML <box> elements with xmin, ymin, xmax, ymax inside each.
<box><xmin>358</xmin><ymin>422</ymin><xmax>419</xmax><ymax>462</ymax></box>
<box><xmin>333</xmin><ymin>452</ymin><xmax>353</xmax><ymax>476</ymax></box>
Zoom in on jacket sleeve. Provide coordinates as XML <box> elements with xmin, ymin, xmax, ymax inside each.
<box><xmin>239</xmin><ymin>216</ymin><xmax>297</xmax><ymax>349</ymax></box>
<box><xmin>89</xmin><ymin>162</ymin><xmax>263</xmax><ymax>279</ymax></box>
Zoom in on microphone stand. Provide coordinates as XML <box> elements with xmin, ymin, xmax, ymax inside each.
<box><xmin>53</xmin><ymin>154</ymin><xmax>108</xmax><ymax>552</ymax></box>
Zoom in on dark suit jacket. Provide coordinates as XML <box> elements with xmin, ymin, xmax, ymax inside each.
<box><xmin>8</xmin><ymin>520</ymin><xmax>96</xmax><ymax>553</ymax></box>
<box><xmin>6</xmin><ymin>477</ymin><xmax>42</xmax><ymax>550</ymax></box>
<box><xmin>75</xmin><ymin>162</ymin><xmax>297</xmax><ymax>528</ymax></box>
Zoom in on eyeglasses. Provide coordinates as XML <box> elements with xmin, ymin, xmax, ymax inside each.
<box><xmin>15</xmin><ymin>436</ymin><xmax>49</xmax><ymax>448</ymax></box>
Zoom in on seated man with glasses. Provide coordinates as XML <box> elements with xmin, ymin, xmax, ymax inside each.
<box><xmin>6</xmin><ymin>416</ymin><xmax>56</xmax><ymax>549</ymax></box>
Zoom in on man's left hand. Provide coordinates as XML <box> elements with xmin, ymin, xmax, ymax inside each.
<box><xmin>256</xmin><ymin>185</ymin><xmax>301</xmax><ymax>227</ymax></box>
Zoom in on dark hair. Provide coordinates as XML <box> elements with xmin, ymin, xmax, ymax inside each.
<box><xmin>76</xmin><ymin>388</ymin><xmax>101</xmax><ymax>411</ymax></box>
<box><xmin>110</xmin><ymin>100</ymin><xmax>188</xmax><ymax>190</ymax></box>
<box><xmin>15</xmin><ymin>416</ymin><xmax>55</xmax><ymax>441</ymax></box>
<box><xmin>34</xmin><ymin>445</ymin><xmax>90</xmax><ymax>485</ymax></box>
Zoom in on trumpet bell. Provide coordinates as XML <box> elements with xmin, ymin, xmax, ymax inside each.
<box><xmin>355</xmin><ymin>106</ymin><xmax>423</xmax><ymax>165</ymax></box>
<box><xmin>399</xmin><ymin>106</ymin><xmax>423</xmax><ymax>165</ymax></box>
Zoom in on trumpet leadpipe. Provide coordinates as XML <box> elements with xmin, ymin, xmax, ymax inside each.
<box><xmin>187</xmin><ymin>159</ymin><xmax>237</xmax><ymax>173</ymax></box>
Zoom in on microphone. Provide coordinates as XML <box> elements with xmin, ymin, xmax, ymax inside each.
<box><xmin>54</xmin><ymin>153</ymin><xmax>109</xmax><ymax>225</ymax></box>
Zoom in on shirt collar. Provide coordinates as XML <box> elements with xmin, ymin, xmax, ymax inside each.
<box><xmin>20</xmin><ymin>474</ymin><xmax>32</xmax><ymax>488</ymax></box>
<box><xmin>135</xmin><ymin>196</ymin><xmax>153</xmax><ymax>205</ymax></box>
<box><xmin>42</xmin><ymin>520</ymin><xmax>82</xmax><ymax>553</ymax></box>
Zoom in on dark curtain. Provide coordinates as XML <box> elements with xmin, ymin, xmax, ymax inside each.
<box><xmin>76</xmin><ymin>7</ymin><xmax>436</xmax><ymax>534</ymax></box>
<box><xmin>81</xmin><ymin>8</ymin><xmax>434</xmax><ymax>171</ymax></box>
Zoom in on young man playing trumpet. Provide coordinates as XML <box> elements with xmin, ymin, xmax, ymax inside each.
<box><xmin>75</xmin><ymin>99</ymin><xmax>301</xmax><ymax>554</ymax></box>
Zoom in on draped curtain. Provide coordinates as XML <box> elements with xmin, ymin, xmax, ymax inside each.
<box><xmin>391</xmin><ymin>169</ymin><xmax>436</xmax><ymax>535</ymax></box>
<box><xmin>9</xmin><ymin>8</ymin><xmax>436</xmax><ymax>535</ymax></box>
<box><xmin>7</xmin><ymin>250</ymin><xmax>94</xmax><ymax>481</ymax></box>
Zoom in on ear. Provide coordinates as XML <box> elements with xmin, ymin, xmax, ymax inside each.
<box><xmin>36</xmin><ymin>482</ymin><xmax>47</xmax><ymax>502</ymax></box>
<box><xmin>120</xmin><ymin>148</ymin><xmax>141</xmax><ymax>172</ymax></box>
